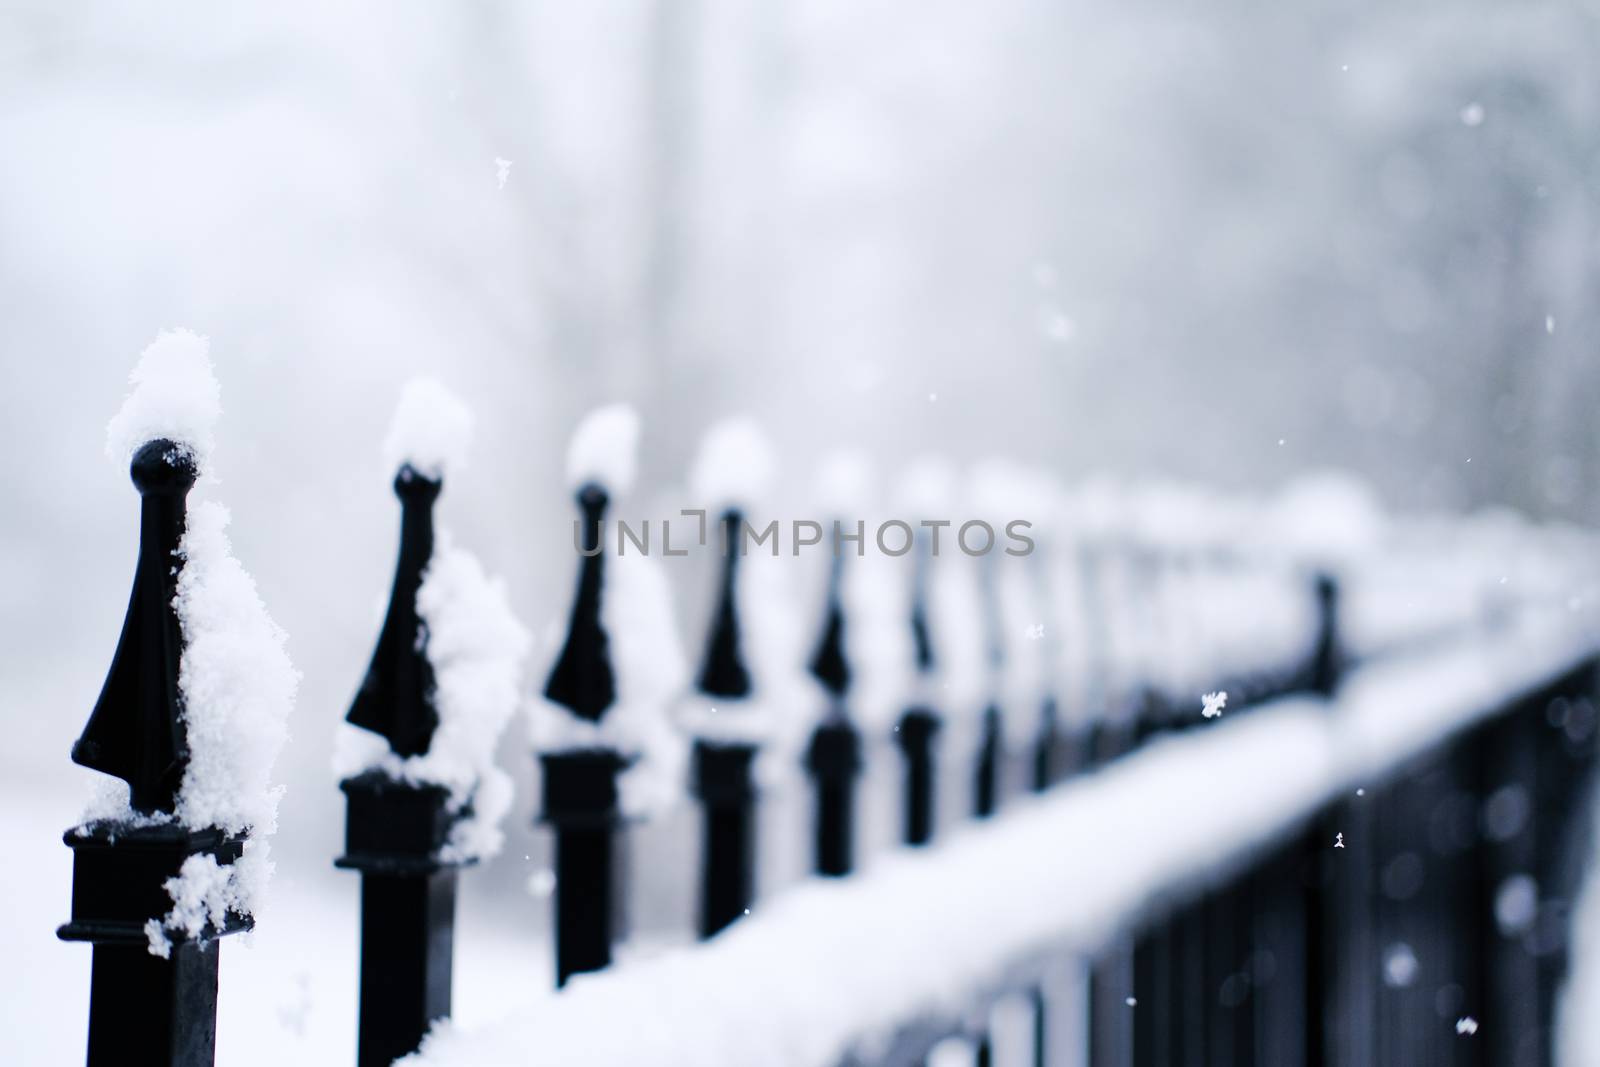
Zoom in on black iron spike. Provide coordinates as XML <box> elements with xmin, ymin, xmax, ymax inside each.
<box><xmin>72</xmin><ymin>438</ymin><xmax>198</xmax><ymax>816</ymax></box>
<box><xmin>808</xmin><ymin>552</ymin><xmax>850</xmax><ymax>699</ymax></box>
<box><xmin>544</xmin><ymin>484</ymin><xmax>617</xmax><ymax>722</ymax></box>
<box><xmin>910</xmin><ymin>530</ymin><xmax>935</xmax><ymax>674</ymax></box>
<box><xmin>347</xmin><ymin>463</ymin><xmax>442</xmax><ymax>757</ymax></box>
<box><xmin>696</xmin><ymin>509</ymin><xmax>752</xmax><ymax>699</ymax></box>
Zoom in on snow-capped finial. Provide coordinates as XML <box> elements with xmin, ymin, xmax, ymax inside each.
<box><xmin>899</xmin><ymin>458</ymin><xmax>956</xmax><ymax>518</ymax></box>
<box><xmin>73</xmin><ymin>438</ymin><xmax>199</xmax><ymax>814</ymax></box>
<box><xmin>566</xmin><ymin>403</ymin><xmax>640</xmax><ymax>495</ymax></box>
<box><xmin>814</xmin><ymin>449</ymin><xmax>871</xmax><ymax>519</ymax></box>
<box><xmin>347</xmin><ymin>464</ymin><xmax>443</xmax><ymax>757</ymax></box>
<box><xmin>544</xmin><ymin>483</ymin><xmax>618</xmax><ymax>723</ymax></box>
<box><xmin>545</xmin><ymin>403</ymin><xmax>642</xmax><ymax>723</ymax></box>
<box><xmin>690</xmin><ymin>416</ymin><xmax>776</xmax><ymax>512</ymax></box>
<box><xmin>105</xmin><ymin>329</ymin><xmax>221</xmax><ymax>474</ymax></box>
<box><xmin>382</xmin><ymin>377</ymin><xmax>475</xmax><ymax>482</ymax></box>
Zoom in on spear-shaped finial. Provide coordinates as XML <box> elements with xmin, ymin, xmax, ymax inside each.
<box><xmin>543</xmin><ymin>403</ymin><xmax>640</xmax><ymax>724</ymax></box>
<box><xmin>347</xmin><ymin>464</ymin><xmax>442</xmax><ymax>757</ymax></box>
<box><xmin>698</xmin><ymin>509</ymin><xmax>753</xmax><ymax>698</ymax></box>
<box><xmin>809</xmin><ymin>553</ymin><xmax>850</xmax><ymax>700</ymax></box>
<box><xmin>72</xmin><ymin>438</ymin><xmax>198</xmax><ymax>815</ymax></box>
<box><xmin>544</xmin><ymin>484</ymin><xmax>617</xmax><ymax>721</ymax></box>
<box><xmin>348</xmin><ymin>379</ymin><xmax>474</xmax><ymax>757</ymax></box>
<box><xmin>910</xmin><ymin>533</ymin><xmax>935</xmax><ymax>675</ymax></box>
<box><xmin>689</xmin><ymin>417</ymin><xmax>773</xmax><ymax>703</ymax></box>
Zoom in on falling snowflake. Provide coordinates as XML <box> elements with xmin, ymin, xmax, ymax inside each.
<box><xmin>495</xmin><ymin>157</ymin><xmax>513</xmax><ymax>189</ymax></box>
<box><xmin>1025</xmin><ymin>623</ymin><xmax>1046</xmax><ymax>640</ymax></box>
<box><xmin>526</xmin><ymin>869</ymin><xmax>556</xmax><ymax>898</ymax></box>
<box><xmin>1039</xmin><ymin>308</ymin><xmax>1077</xmax><ymax>344</ymax></box>
<box><xmin>1334</xmin><ymin>833</ymin><xmax>1345</xmax><ymax>849</ymax></box>
<box><xmin>1460</xmin><ymin>103</ymin><xmax>1485</xmax><ymax>127</ymax></box>
<box><xmin>1201</xmin><ymin>691</ymin><xmax>1228</xmax><ymax>719</ymax></box>
<box><xmin>1124</xmin><ymin>997</ymin><xmax>1137</xmax><ymax>1007</ymax></box>
<box><xmin>1383</xmin><ymin>943</ymin><xmax>1419</xmax><ymax>988</ymax></box>
<box><xmin>1546</xmin><ymin>315</ymin><xmax>1556</xmax><ymax>334</ymax></box>
<box><xmin>1456</xmin><ymin>1017</ymin><xmax>1478</xmax><ymax>1036</ymax></box>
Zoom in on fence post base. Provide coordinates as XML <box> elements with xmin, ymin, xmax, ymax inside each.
<box><xmin>807</xmin><ymin>718</ymin><xmax>862</xmax><ymax>877</ymax></box>
<box><xmin>896</xmin><ymin>708</ymin><xmax>940</xmax><ymax>846</ymax></box>
<box><xmin>694</xmin><ymin>740</ymin><xmax>758</xmax><ymax>939</ymax></box>
<box><xmin>541</xmin><ymin>750</ymin><xmax>629</xmax><ymax>987</ymax></box>
<box><xmin>337</xmin><ymin>772</ymin><xmax>464</xmax><ymax>1067</ymax></box>
<box><xmin>58</xmin><ymin>822</ymin><xmax>249</xmax><ymax>1067</ymax></box>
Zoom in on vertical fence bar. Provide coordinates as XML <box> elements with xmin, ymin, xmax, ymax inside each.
<box><xmin>693</xmin><ymin>509</ymin><xmax>760</xmax><ymax>938</ymax></box>
<box><xmin>1532</xmin><ymin>660</ymin><xmax>1600</xmax><ymax>1062</ymax></box>
<box><xmin>899</xmin><ymin>533</ymin><xmax>942</xmax><ymax>847</ymax></box>
<box><xmin>60</xmin><ymin>440</ymin><xmax>251</xmax><ymax>1067</ymax></box>
<box><xmin>337</xmin><ymin>462</ymin><xmax>468</xmax><ymax>1067</ymax></box>
<box><xmin>541</xmin><ymin>752</ymin><xmax>627</xmax><ymax>986</ymax></box>
<box><xmin>898</xmin><ymin>708</ymin><xmax>940</xmax><ymax>846</ymax></box>
<box><xmin>538</xmin><ymin>476</ymin><xmax>634</xmax><ymax>987</ymax></box>
<box><xmin>696</xmin><ymin>741</ymin><xmax>758</xmax><ymax>938</ymax></box>
<box><xmin>807</xmin><ymin>553</ymin><xmax>862</xmax><ymax>877</ymax></box>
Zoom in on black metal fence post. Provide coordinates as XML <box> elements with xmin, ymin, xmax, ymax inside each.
<box><xmin>540</xmin><ymin>480</ymin><xmax>631</xmax><ymax>986</ymax></box>
<box><xmin>806</xmin><ymin>553</ymin><xmax>862</xmax><ymax>877</ymax></box>
<box><xmin>897</xmin><ymin>533</ymin><xmax>941</xmax><ymax>847</ymax></box>
<box><xmin>336</xmin><ymin>463</ymin><xmax>466</xmax><ymax>1067</ymax></box>
<box><xmin>58</xmin><ymin>439</ymin><xmax>249</xmax><ymax>1067</ymax></box>
<box><xmin>695</xmin><ymin>509</ymin><xmax>760</xmax><ymax>939</ymax></box>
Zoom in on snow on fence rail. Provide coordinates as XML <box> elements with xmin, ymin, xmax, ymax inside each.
<box><xmin>54</xmin><ymin>339</ymin><xmax>1600</xmax><ymax>1067</ymax></box>
<box><xmin>406</xmin><ymin>604</ymin><xmax>1600</xmax><ymax>1067</ymax></box>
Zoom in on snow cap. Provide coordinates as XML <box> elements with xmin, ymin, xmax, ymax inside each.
<box><xmin>813</xmin><ymin>450</ymin><xmax>873</xmax><ymax>518</ymax></box>
<box><xmin>897</xmin><ymin>458</ymin><xmax>957</xmax><ymax>519</ymax></box>
<box><xmin>691</xmin><ymin>416</ymin><xmax>777</xmax><ymax>512</ymax></box>
<box><xmin>1273</xmin><ymin>471</ymin><xmax>1385</xmax><ymax>563</ymax></box>
<box><xmin>383</xmin><ymin>377</ymin><xmax>475</xmax><ymax>481</ymax></box>
<box><xmin>105</xmin><ymin>328</ymin><xmax>222</xmax><ymax>474</ymax></box>
<box><xmin>567</xmin><ymin>403</ymin><xmax>641</xmax><ymax>495</ymax></box>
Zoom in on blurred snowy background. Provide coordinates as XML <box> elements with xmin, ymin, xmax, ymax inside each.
<box><xmin>3</xmin><ymin>1</ymin><xmax>1600</xmax><ymax>1062</ymax></box>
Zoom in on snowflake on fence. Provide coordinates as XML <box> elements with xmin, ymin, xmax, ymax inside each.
<box><xmin>1456</xmin><ymin>1017</ymin><xmax>1478</xmax><ymax>1036</ymax></box>
<box><xmin>1334</xmin><ymin>833</ymin><xmax>1345</xmax><ymax>849</ymax></box>
<box><xmin>1201</xmin><ymin>691</ymin><xmax>1227</xmax><ymax>719</ymax></box>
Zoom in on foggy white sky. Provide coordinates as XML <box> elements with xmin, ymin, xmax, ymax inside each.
<box><xmin>1</xmin><ymin>0</ymin><xmax>1596</xmax><ymax>896</ymax></box>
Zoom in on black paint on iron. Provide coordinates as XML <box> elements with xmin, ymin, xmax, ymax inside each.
<box><xmin>539</xmin><ymin>480</ymin><xmax>631</xmax><ymax>987</ymax></box>
<box><xmin>543</xmin><ymin>484</ymin><xmax>616</xmax><ymax>722</ymax></box>
<box><xmin>73</xmin><ymin>439</ymin><xmax>196</xmax><ymax>815</ymax></box>
<box><xmin>697</xmin><ymin>509</ymin><xmax>753</xmax><ymax>699</ymax></box>
<box><xmin>346</xmin><ymin>463</ymin><xmax>442</xmax><ymax>757</ymax></box>
<box><xmin>806</xmin><ymin>552</ymin><xmax>861</xmax><ymax>876</ymax></box>
<box><xmin>693</xmin><ymin>508</ymin><xmax>759</xmax><ymax>937</ymax></box>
